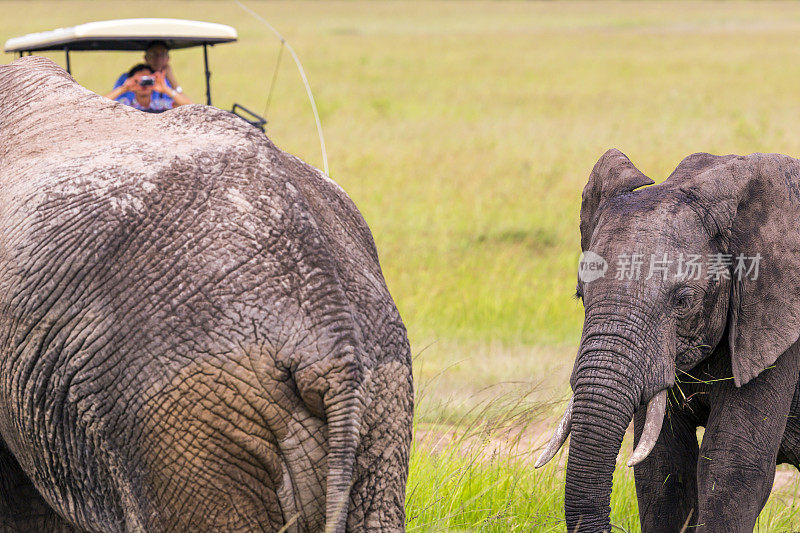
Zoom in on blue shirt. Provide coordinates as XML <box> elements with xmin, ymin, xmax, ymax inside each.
<box><xmin>113</xmin><ymin>72</ymin><xmax>174</xmax><ymax>111</ymax></box>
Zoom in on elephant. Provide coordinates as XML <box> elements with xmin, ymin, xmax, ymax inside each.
<box><xmin>0</xmin><ymin>57</ymin><xmax>413</xmax><ymax>532</ymax></box>
<box><xmin>536</xmin><ymin>148</ymin><xmax>800</xmax><ymax>532</ymax></box>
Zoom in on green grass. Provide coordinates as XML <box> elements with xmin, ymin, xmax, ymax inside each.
<box><xmin>4</xmin><ymin>1</ymin><xmax>800</xmax><ymax>529</ymax></box>
<box><xmin>406</xmin><ymin>435</ymin><xmax>640</xmax><ymax>532</ymax></box>
<box><xmin>408</xmin><ymin>391</ymin><xmax>800</xmax><ymax>532</ymax></box>
<box><xmin>406</xmin><ymin>381</ymin><xmax>641</xmax><ymax>532</ymax></box>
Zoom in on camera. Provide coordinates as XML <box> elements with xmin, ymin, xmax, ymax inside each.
<box><xmin>139</xmin><ymin>76</ymin><xmax>155</xmax><ymax>87</ymax></box>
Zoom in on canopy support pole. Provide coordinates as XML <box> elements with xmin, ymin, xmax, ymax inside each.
<box><xmin>64</xmin><ymin>47</ymin><xmax>71</xmax><ymax>74</ymax></box>
<box><xmin>203</xmin><ymin>43</ymin><xmax>212</xmax><ymax>106</ymax></box>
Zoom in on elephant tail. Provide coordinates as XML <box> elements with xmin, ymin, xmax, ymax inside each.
<box><xmin>322</xmin><ymin>362</ymin><xmax>365</xmax><ymax>533</ymax></box>
<box><xmin>291</xmin><ymin>329</ymin><xmax>365</xmax><ymax>533</ymax></box>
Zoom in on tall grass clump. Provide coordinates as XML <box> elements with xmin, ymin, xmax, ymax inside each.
<box><xmin>407</xmin><ymin>383</ymin><xmax>800</xmax><ymax>532</ymax></box>
<box><xmin>405</xmin><ymin>385</ymin><xmax>640</xmax><ymax>532</ymax></box>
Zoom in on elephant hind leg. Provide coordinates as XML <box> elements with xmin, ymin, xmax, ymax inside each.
<box><xmin>0</xmin><ymin>439</ymin><xmax>76</xmax><ymax>532</ymax></box>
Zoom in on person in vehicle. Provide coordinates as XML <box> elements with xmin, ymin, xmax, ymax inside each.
<box><xmin>112</xmin><ymin>41</ymin><xmax>191</xmax><ymax>107</ymax></box>
<box><xmin>105</xmin><ymin>63</ymin><xmax>191</xmax><ymax>112</ymax></box>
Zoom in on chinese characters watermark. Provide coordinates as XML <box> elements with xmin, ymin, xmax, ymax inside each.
<box><xmin>577</xmin><ymin>252</ymin><xmax>762</xmax><ymax>283</ymax></box>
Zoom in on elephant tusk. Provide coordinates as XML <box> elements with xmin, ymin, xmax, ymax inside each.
<box><xmin>534</xmin><ymin>396</ymin><xmax>574</xmax><ymax>468</ymax></box>
<box><xmin>626</xmin><ymin>389</ymin><xmax>668</xmax><ymax>467</ymax></box>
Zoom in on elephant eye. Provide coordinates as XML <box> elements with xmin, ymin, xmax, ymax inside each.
<box><xmin>672</xmin><ymin>287</ymin><xmax>696</xmax><ymax>313</ymax></box>
<box><xmin>574</xmin><ymin>284</ymin><xmax>583</xmax><ymax>301</ymax></box>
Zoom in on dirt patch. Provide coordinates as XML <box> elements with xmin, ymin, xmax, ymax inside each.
<box><xmin>773</xmin><ymin>469</ymin><xmax>800</xmax><ymax>496</ymax></box>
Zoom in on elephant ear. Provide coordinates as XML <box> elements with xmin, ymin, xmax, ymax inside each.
<box><xmin>580</xmin><ymin>149</ymin><xmax>654</xmax><ymax>251</ymax></box>
<box><xmin>676</xmin><ymin>154</ymin><xmax>800</xmax><ymax>387</ymax></box>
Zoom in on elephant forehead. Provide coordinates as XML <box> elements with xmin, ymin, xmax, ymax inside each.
<box><xmin>592</xmin><ymin>193</ymin><xmax>709</xmax><ymax>254</ymax></box>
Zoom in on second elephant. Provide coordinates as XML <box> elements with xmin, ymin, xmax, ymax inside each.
<box><xmin>538</xmin><ymin>148</ymin><xmax>800</xmax><ymax>532</ymax></box>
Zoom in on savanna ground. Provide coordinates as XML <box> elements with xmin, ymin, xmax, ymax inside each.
<box><xmin>3</xmin><ymin>1</ymin><xmax>800</xmax><ymax>530</ymax></box>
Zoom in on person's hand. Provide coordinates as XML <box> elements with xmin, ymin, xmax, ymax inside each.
<box><xmin>161</xmin><ymin>63</ymin><xmax>179</xmax><ymax>92</ymax></box>
<box><xmin>152</xmin><ymin>72</ymin><xmax>169</xmax><ymax>94</ymax></box>
<box><xmin>122</xmin><ymin>76</ymin><xmax>138</xmax><ymax>91</ymax></box>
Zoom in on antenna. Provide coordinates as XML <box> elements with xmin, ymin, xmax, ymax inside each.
<box><xmin>233</xmin><ymin>0</ymin><xmax>330</xmax><ymax>176</ymax></box>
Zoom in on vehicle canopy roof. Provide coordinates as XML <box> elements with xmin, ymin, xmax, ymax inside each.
<box><xmin>4</xmin><ymin>18</ymin><xmax>237</xmax><ymax>53</ymax></box>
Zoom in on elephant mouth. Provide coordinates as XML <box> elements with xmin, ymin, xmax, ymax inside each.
<box><xmin>535</xmin><ymin>388</ymin><xmax>668</xmax><ymax>469</ymax></box>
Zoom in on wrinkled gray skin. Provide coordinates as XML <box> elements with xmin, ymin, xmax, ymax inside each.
<box><xmin>0</xmin><ymin>57</ymin><xmax>412</xmax><ymax>532</ymax></box>
<box><xmin>559</xmin><ymin>149</ymin><xmax>800</xmax><ymax>532</ymax></box>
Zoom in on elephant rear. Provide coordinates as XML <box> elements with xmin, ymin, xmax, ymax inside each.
<box><xmin>0</xmin><ymin>57</ymin><xmax>412</xmax><ymax>532</ymax></box>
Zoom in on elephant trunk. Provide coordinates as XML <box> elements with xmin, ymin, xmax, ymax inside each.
<box><xmin>565</xmin><ymin>363</ymin><xmax>638</xmax><ymax>532</ymax></box>
<box><xmin>561</xmin><ymin>321</ymin><xmax>672</xmax><ymax>533</ymax></box>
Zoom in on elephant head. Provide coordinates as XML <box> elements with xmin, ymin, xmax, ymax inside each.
<box><xmin>535</xmin><ymin>148</ymin><xmax>800</xmax><ymax>531</ymax></box>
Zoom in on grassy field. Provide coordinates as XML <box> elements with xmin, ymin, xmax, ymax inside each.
<box><xmin>4</xmin><ymin>1</ymin><xmax>800</xmax><ymax>530</ymax></box>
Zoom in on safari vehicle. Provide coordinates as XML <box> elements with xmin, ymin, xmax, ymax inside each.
<box><xmin>4</xmin><ymin>18</ymin><xmax>267</xmax><ymax>131</ymax></box>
